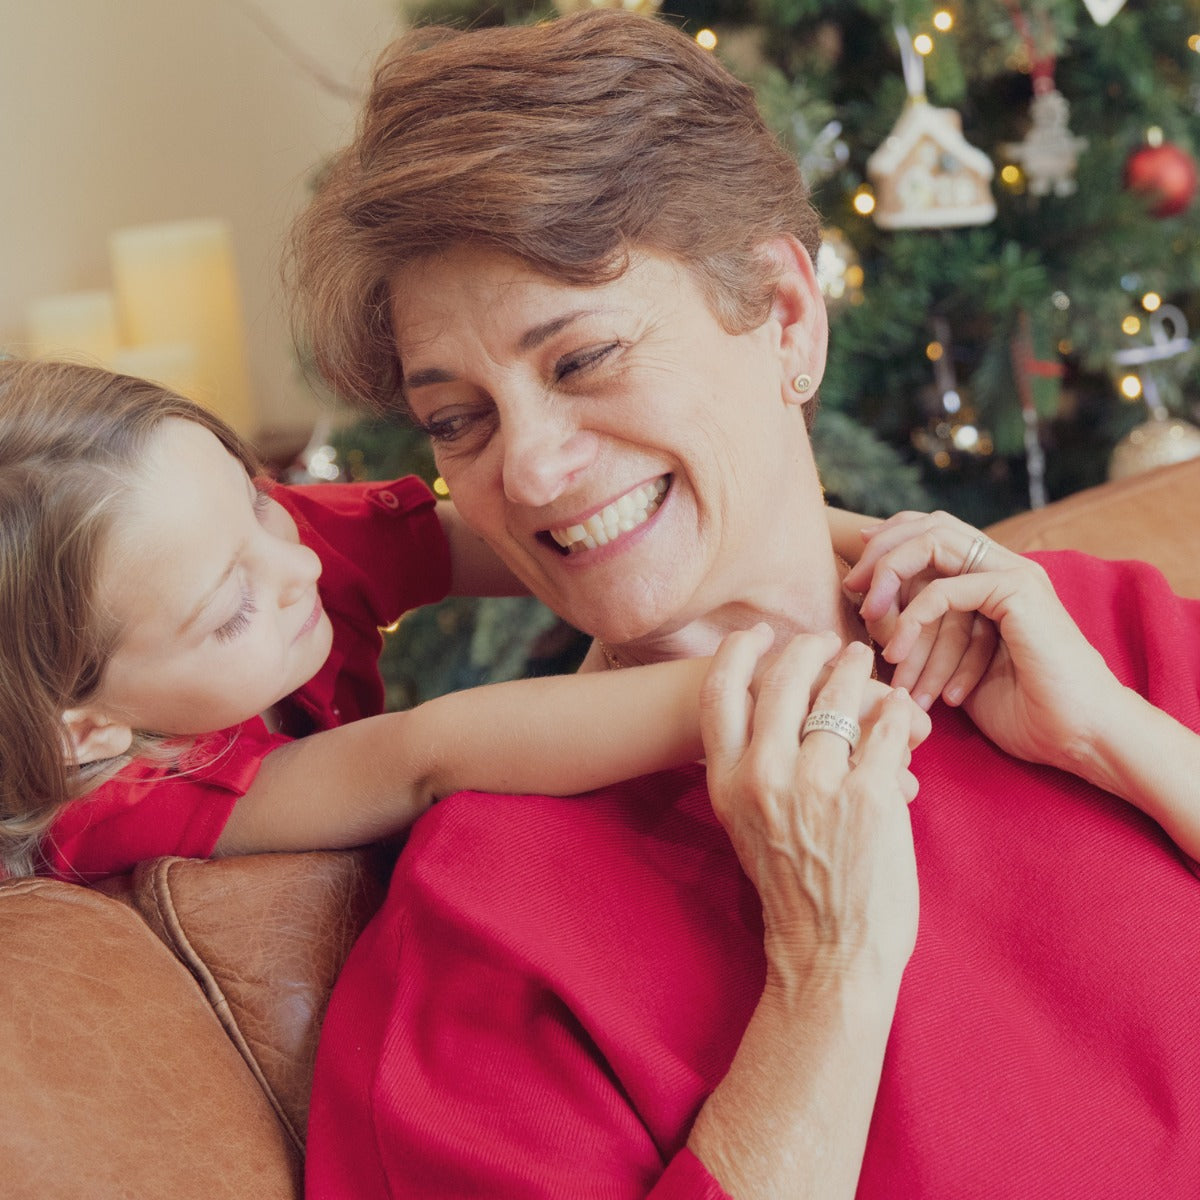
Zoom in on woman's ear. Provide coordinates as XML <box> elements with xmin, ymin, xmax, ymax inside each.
<box><xmin>61</xmin><ymin>709</ymin><xmax>134</xmax><ymax>765</ymax></box>
<box><xmin>760</xmin><ymin>235</ymin><xmax>830</xmax><ymax>405</ymax></box>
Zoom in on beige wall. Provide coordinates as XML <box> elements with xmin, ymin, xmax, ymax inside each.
<box><xmin>0</xmin><ymin>0</ymin><xmax>402</xmax><ymax>442</ymax></box>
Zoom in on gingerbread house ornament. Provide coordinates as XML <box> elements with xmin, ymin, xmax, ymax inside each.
<box><xmin>867</xmin><ymin>98</ymin><xmax>997</xmax><ymax>229</ymax></box>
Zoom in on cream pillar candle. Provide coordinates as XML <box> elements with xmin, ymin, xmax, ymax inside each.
<box><xmin>26</xmin><ymin>290</ymin><xmax>120</xmax><ymax>364</ymax></box>
<box><xmin>110</xmin><ymin>343</ymin><xmax>202</xmax><ymax>402</ymax></box>
<box><xmin>110</xmin><ymin>219</ymin><xmax>255</xmax><ymax>435</ymax></box>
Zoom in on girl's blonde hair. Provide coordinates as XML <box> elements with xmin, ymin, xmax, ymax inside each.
<box><xmin>0</xmin><ymin>358</ymin><xmax>260</xmax><ymax>876</ymax></box>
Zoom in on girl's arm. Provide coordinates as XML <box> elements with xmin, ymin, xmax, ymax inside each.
<box><xmin>438</xmin><ymin>500</ymin><xmax>528</xmax><ymax>596</ymax></box>
<box><xmin>826</xmin><ymin>504</ymin><xmax>879</xmax><ymax>566</ymax></box>
<box><xmin>216</xmin><ymin>657</ymin><xmax>709</xmax><ymax>856</ymax></box>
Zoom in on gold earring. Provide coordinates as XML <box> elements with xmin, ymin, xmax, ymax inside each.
<box><xmin>791</xmin><ymin>373</ymin><xmax>813</xmax><ymax>395</ymax></box>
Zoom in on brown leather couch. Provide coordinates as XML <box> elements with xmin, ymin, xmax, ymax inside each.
<box><xmin>5</xmin><ymin>459</ymin><xmax>1199</xmax><ymax>1200</ymax></box>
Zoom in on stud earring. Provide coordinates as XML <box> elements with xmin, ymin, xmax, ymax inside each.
<box><xmin>791</xmin><ymin>373</ymin><xmax>813</xmax><ymax>395</ymax></box>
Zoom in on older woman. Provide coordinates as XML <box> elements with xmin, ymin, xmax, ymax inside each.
<box><xmin>291</xmin><ymin>12</ymin><xmax>1200</xmax><ymax>1198</ymax></box>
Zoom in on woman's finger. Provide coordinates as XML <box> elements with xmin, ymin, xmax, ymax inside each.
<box><xmin>855</xmin><ymin>687</ymin><xmax>921</xmax><ymax>783</ymax></box>
<box><xmin>699</xmin><ymin>623</ymin><xmax>776</xmax><ymax>779</ymax></box>
<box><xmin>939</xmin><ymin>615</ymin><xmax>999</xmax><ymax>707</ymax></box>
<box><xmin>796</xmin><ymin>641</ymin><xmax>875</xmax><ymax>762</ymax></box>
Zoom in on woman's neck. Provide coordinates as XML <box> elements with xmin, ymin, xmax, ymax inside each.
<box><xmin>595</xmin><ymin>548</ymin><xmax>867</xmax><ymax>670</ymax></box>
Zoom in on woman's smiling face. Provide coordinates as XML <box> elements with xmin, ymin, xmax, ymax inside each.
<box><xmin>392</xmin><ymin>247</ymin><xmax>828</xmax><ymax>652</ymax></box>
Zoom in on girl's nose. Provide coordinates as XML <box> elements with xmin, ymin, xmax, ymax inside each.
<box><xmin>277</xmin><ymin>540</ymin><xmax>322</xmax><ymax>609</ymax></box>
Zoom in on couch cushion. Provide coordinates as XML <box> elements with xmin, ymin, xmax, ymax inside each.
<box><xmin>0</xmin><ymin>877</ymin><xmax>302</xmax><ymax>1200</ymax></box>
<box><xmin>120</xmin><ymin>848</ymin><xmax>390</xmax><ymax>1148</ymax></box>
<box><xmin>987</xmin><ymin>458</ymin><xmax>1200</xmax><ymax>599</ymax></box>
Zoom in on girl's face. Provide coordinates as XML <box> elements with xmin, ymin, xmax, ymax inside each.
<box><xmin>87</xmin><ymin>418</ymin><xmax>333</xmax><ymax>739</ymax></box>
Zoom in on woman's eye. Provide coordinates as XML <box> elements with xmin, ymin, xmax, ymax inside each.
<box><xmin>214</xmin><ymin>587</ymin><xmax>258</xmax><ymax>643</ymax></box>
<box><xmin>555</xmin><ymin>343</ymin><xmax>618</xmax><ymax>381</ymax></box>
<box><xmin>421</xmin><ymin>409</ymin><xmax>493</xmax><ymax>445</ymax></box>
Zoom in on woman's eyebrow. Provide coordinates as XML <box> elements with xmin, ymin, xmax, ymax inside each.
<box><xmin>404</xmin><ymin>309</ymin><xmax>602</xmax><ymax>390</ymax></box>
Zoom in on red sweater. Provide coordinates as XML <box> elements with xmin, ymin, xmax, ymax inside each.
<box><xmin>307</xmin><ymin>553</ymin><xmax>1200</xmax><ymax>1199</ymax></box>
<box><xmin>43</xmin><ymin>476</ymin><xmax>450</xmax><ymax>883</ymax></box>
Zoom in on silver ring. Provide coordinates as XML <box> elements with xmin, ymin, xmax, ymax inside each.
<box><xmin>801</xmin><ymin>710</ymin><xmax>861</xmax><ymax>752</ymax></box>
<box><xmin>959</xmin><ymin>534</ymin><xmax>991</xmax><ymax>576</ymax></box>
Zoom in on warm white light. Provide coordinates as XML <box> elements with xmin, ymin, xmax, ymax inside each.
<box><xmin>1120</xmin><ymin>374</ymin><xmax>1143</xmax><ymax>400</ymax></box>
<box><xmin>853</xmin><ymin>188</ymin><xmax>876</xmax><ymax>216</ymax></box>
<box><xmin>914</xmin><ymin>33</ymin><xmax>934</xmax><ymax>55</ymax></box>
<box><xmin>926</xmin><ymin>341</ymin><xmax>944</xmax><ymax>362</ymax></box>
<box><xmin>1146</xmin><ymin>126</ymin><xmax>1164</xmax><ymax>147</ymax></box>
<box><xmin>1142</xmin><ymin>292</ymin><xmax>1163</xmax><ymax>312</ymax></box>
<box><xmin>695</xmin><ymin>28</ymin><xmax>717</xmax><ymax>50</ymax></box>
<box><xmin>1122</xmin><ymin>315</ymin><xmax>1142</xmax><ymax>336</ymax></box>
<box><xmin>933</xmin><ymin>10</ymin><xmax>954</xmax><ymax>32</ymax></box>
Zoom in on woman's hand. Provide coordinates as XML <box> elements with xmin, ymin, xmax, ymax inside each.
<box><xmin>841</xmin><ymin>511</ymin><xmax>1127</xmax><ymax>776</ymax></box>
<box><xmin>701</xmin><ymin>626</ymin><xmax>930</xmax><ymax>989</ymax></box>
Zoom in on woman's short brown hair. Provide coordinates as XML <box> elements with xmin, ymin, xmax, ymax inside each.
<box><xmin>289</xmin><ymin>10</ymin><xmax>822</xmax><ymax>413</ymax></box>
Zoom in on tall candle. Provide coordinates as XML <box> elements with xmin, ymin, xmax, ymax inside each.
<box><xmin>110</xmin><ymin>219</ymin><xmax>255</xmax><ymax>435</ymax></box>
<box><xmin>110</xmin><ymin>343</ymin><xmax>202</xmax><ymax>402</ymax></box>
<box><xmin>26</xmin><ymin>290</ymin><xmax>119</xmax><ymax>364</ymax></box>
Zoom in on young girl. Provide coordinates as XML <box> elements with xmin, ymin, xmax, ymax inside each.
<box><xmin>2</xmin><ymin>357</ymin><xmax>759</xmax><ymax>881</ymax></box>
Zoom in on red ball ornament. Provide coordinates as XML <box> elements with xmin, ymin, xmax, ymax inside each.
<box><xmin>1123</xmin><ymin>141</ymin><xmax>1198</xmax><ymax>218</ymax></box>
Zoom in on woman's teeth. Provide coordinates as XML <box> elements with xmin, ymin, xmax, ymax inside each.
<box><xmin>550</xmin><ymin>478</ymin><xmax>669</xmax><ymax>553</ymax></box>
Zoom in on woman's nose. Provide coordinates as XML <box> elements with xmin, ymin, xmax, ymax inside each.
<box><xmin>501</xmin><ymin>415</ymin><xmax>599</xmax><ymax>508</ymax></box>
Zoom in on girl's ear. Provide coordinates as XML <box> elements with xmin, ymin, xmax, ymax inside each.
<box><xmin>61</xmin><ymin>709</ymin><xmax>134</xmax><ymax>765</ymax></box>
<box><xmin>760</xmin><ymin>235</ymin><xmax>830</xmax><ymax>405</ymax></box>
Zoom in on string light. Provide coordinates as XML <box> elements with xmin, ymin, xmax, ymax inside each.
<box><xmin>1122</xmin><ymin>315</ymin><xmax>1142</xmax><ymax>336</ymax></box>
<box><xmin>1146</xmin><ymin>125</ymin><xmax>1164</xmax><ymax>147</ymax></box>
<box><xmin>1000</xmin><ymin>163</ymin><xmax>1024</xmax><ymax>189</ymax></box>
<box><xmin>852</xmin><ymin>187</ymin><xmax>876</xmax><ymax>216</ymax></box>
<box><xmin>695</xmin><ymin>28</ymin><xmax>717</xmax><ymax>51</ymax></box>
<box><xmin>913</xmin><ymin>33</ymin><xmax>934</xmax><ymax>56</ymax></box>
<box><xmin>933</xmin><ymin>10</ymin><xmax>954</xmax><ymax>33</ymax></box>
<box><xmin>1120</xmin><ymin>374</ymin><xmax>1143</xmax><ymax>400</ymax></box>
<box><xmin>926</xmin><ymin>341</ymin><xmax>944</xmax><ymax>361</ymax></box>
<box><xmin>1188</xmin><ymin>34</ymin><xmax>1200</xmax><ymax>53</ymax></box>
<box><xmin>1142</xmin><ymin>292</ymin><xmax>1163</xmax><ymax>312</ymax></box>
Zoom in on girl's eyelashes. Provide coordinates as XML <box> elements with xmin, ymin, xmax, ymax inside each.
<box><xmin>214</xmin><ymin>585</ymin><xmax>258</xmax><ymax>644</ymax></box>
<box><xmin>252</xmin><ymin>479</ymin><xmax>274</xmax><ymax>515</ymax></box>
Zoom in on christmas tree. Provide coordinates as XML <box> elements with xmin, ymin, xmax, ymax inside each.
<box><xmin>325</xmin><ymin>0</ymin><xmax>1200</xmax><ymax>699</ymax></box>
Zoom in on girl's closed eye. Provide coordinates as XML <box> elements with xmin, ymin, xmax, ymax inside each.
<box><xmin>214</xmin><ymin>584</ymin><xmax>258</xmax><ymax>643</ymax></box>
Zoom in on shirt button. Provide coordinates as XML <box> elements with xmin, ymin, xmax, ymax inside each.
<box><xmin>375</xmin><ymin>489</ymin><xmax>400</xmax><ymax>509</ymax></box>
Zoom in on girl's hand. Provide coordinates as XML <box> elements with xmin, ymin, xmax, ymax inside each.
<box><xmin>841</xmin><ymin>511</ymin><xmax>1125</xmax><ymax>775</ymax></box>
<box><xmin>701</xmin><ymin>627</ymin><xmax>930</xmax><ymax>990</ymax></box>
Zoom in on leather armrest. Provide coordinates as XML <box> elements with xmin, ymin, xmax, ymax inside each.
<box><xmin>117</xmin><ymin>847</ymin><xmax>391</xmax><ymax>1147</ymax></box>
<box><xmin>986</xmin><ymin>458</ymin><xmax>1200</xmax><ymax>599</ymax></box>
<box><xmin>0</xmin><ymin>877</ymin><xmax>302</xmax><ymax>1200</ymax></box>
